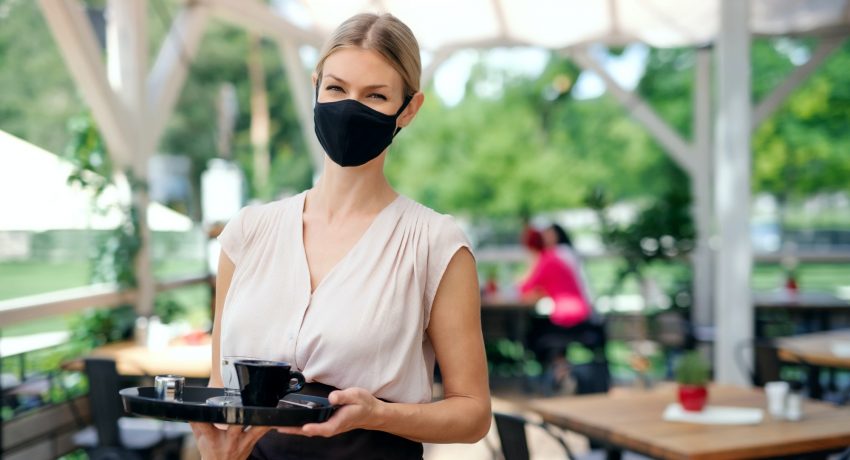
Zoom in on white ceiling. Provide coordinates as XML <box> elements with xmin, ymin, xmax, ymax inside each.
<box><xmin>275</xmin><ymin>0</ymin><xmax>850</xmax><ymax>52</ymax></box>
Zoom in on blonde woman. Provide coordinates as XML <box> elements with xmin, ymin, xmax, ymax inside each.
<box><xmin>189</xmin><ymin>13</ymin><xmax>491</xmax><ymax>459</ymax></box>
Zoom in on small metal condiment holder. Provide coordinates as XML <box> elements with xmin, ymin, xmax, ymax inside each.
<box><xmin>154</xmin><ymin>375</ymin><xmax>185</xmax><ymax>401</ymax></box>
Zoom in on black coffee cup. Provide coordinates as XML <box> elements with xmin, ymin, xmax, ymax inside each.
<box><xmin>234</xmin><ymin>359</ymin><xmax>305</xmax><ymax>407</ymax></box>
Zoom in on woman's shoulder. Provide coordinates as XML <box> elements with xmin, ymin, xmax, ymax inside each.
<box><xmin>400</xmin><ymin>196</ymin><xmax>470</xmax><ymax>248</ymax></box>
<box><xmin>232</xmin><ymin>192</ymin><xmax>303</xmax><ymax>234</ymax></box>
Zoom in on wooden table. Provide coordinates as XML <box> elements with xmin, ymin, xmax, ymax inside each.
<box><xmin>527</xmin><ymin>384</ymin><xmax>850</xmax><ymax>459</ymax></box>
<box><xmin>754</xmin><ymin>291</ymin><xmax>850</xmax><ymax>337</ymax></box>
<box><xmin>777</xmin><ymin>330</ymin><xmax>850</xmax><ymax>399</ymax></box>
<box><xmin>65</xmin><ymin>340</ymin><xmax>212</xmax><ymax>379</ymax></box>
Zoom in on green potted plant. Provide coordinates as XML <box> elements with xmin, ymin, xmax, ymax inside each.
<box><xmin>674</xmin><ymin>350</ymin><xmax>710</xmax><ymax>411</ymax></box>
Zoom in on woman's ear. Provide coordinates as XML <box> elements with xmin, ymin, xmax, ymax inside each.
<box><xmin>398</xmin><ymin>92</ymin><xmax>425</xmax><ymax>128</ymax></box>
<box><xmin>311</xmin><ymin>73</ymin><xmax>319</xmax><ymax>88</ymax></box>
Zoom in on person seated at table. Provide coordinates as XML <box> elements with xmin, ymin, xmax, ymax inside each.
<box><xmin>542</xmin><ymin>223</ymin><xmax>593</xmax><ymax>306</ymax></box>
<box><xmin>519</xmin><ymin>228</ymin><xmax>594</xmax><ymax>393</ymax></box>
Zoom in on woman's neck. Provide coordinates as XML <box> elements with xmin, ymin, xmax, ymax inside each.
<box><xmin>307</xmin><ymin>155</ymin><xmax>397</xmax><ymax>221</ymax></box>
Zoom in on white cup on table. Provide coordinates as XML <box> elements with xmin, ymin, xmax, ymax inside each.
<box><xmin>765</xmin><ymin>381</ymin><xmax>789</xmax><ymax>418</ymax></box>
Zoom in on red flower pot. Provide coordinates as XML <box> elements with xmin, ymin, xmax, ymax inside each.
<box><xmin>678</xmin><ymin>385</ymin><xmax>708</xmax><ymax>412</ymax></box>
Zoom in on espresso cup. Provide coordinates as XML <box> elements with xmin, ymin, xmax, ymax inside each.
<box><xmin>234</xmin><ymin>359</ymin><xmax>305</xmax><ymax>407</ymax></box>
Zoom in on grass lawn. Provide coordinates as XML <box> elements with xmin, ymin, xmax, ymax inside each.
<box><xmin>1</xmin><ymin>258</ymin><xmax>209</xmax><ymax>337</ymax></box>
<box><xmin>0</xmin><ymin>261</ymin><xmax>91</xmax><ymax>301</ymax></box>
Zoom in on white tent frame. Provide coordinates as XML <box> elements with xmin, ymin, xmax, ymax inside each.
<box><xmin>37</xmin><ymin>0</ymin><xmax>848</xmax><ymax>384</ymax></box>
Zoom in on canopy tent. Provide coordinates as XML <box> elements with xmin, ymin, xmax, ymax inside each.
<box><xmin>286</xmin><ymin>0</ymin><xmax>850</xmax><ymax>50</ymax></box>
<box><xmin>0</xmin><ymin>130</ymin><xmax>192</xmax><ymax>232</ymax></box>
<box><xmin>36</xmin><ymin>0</ymin><xmax>849</xmax><ymax>384</ymax></box>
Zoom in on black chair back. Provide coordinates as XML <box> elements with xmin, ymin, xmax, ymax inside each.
<box><xmin>84</xmin><ymin>358</ymin><xmax>124</xmax><ymax>448</ymax></box>
<box><xmin>493</xmin><ymin>411</ymin><xmax>575</xmax><ymax>460</ymax></box>
<box><xmin>734</xmin><ymin>338</ymin><xmax>782</xmax><ymax>387</ymax></box>
<box><xmin>494</xmin><ymin>412</ymin><xmax>531</xmax><ymax>460</ymax></box>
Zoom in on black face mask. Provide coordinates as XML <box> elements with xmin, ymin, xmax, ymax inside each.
<box><xmin>313</xmin><ymin>88</ymin><xmax>412</xmax><ymax>167</ymax></box>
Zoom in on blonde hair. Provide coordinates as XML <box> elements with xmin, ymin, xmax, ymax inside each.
<box><xmin>315</xmin><ymin>13</ymin><xmax>421</xmax><ymax>97</ymax></box>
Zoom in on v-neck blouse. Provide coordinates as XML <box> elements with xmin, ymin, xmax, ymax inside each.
<box><xmin>217</xmin><ymin>191</ymin><xmax>472</xmax><ymax>404</ymax></box>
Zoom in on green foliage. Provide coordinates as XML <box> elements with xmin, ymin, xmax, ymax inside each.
<box><xmin>675</xmin><ymin>350</ymin><xmax>710</xmax><ymax>386</ymax></box>
<box><xmin>388</xmin><ymin>52</ymin><xmax>674</xmax><ymax>218</ymax></box>
<box><xmin>0</xmin><ymin>0</ymin><xmax>79</xmax><ymax>153</ymax></box>
<box><xmin>159</xmin><ymin>21</ymin><xmax>312</xmax><ymax>202</ymax></box>
<box><xmin>63</xmin><ymin>114</ymin><xmax>143</xmax><ymax>342</ymax></box>
<box><xmin>154</xmin><ymin>293</ymin><xmax>186</xmax><ymax>324</ymax></box>
<box><xmin>69</xmin><ymin>304</ymin><xmax>136</xmax><ymax>348</ymax></box>
<box><xmin>587</xmin><ymin>163</ymin><xmax>695</xmax><ymax>297</ymax></box>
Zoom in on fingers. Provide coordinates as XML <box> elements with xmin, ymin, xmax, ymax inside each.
<box><xmin>189</xmin><ymin>422</ymin><xmax>216</xmax><ymax>438</ymax></box>
<box><xmin>301</xmin><ymin>421</ymin><xmax>337</xmax><ymax>437</ymax></box>
<box><xmin>239</xmin><ymin>426</ymin><xmax>272</xmax><ymax>451</ymax></box>
<box><xmin>328</xmin><ymin>388</ymin><xmax>361</xmax><ymax>405</ymax></box>
<box><xmin>276</xmin><ymin>426</ymin><xmax>306</xmax><ymax>436</ymax></box>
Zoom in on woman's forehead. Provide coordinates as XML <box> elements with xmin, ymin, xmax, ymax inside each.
<box><xmin>323</xmin><ymin>48</ymin><xmax>403</xmax><ymax>89</ymax></box>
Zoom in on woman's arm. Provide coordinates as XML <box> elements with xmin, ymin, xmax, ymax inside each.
<box><xmin>209</xmin><ymin>250</ymin><xmax>235</xmax><ymax>388</ymax></box>
<box><xmin>192</xmin><ymin>251</ymin><xmax>274</xmax><ymax>460</ymax></box>
<box><xmin>278</xmin><ymin>248</ymin><xmax>492</xmax><ymax>443</ymax></box>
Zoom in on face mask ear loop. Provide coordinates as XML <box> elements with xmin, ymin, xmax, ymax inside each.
<box><xmin>393</xmin><ymin>94</ymin><xmax>414</xmax><ymax>136</ymax></box>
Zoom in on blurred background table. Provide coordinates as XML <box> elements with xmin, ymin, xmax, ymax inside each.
<box><xmin>755</xmin><ymin>291</ymin><xmax>850</xmax><ymax>337</ymax></box>
<box><xmin>526</xmin><ymin>384</ymin><xmax>850</xmax><ymax>460</ymax></box>
<box><xmin>65</xmin><ymin>338</ymin><xmax>212</xmax><ymax>380</ymax></box>
<box><xmin>777</xmin><ymin>329</ymin><xmax>850</xmax><ymax>399</ymax></box>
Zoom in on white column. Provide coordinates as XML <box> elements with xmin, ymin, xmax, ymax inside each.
<box><xmin>692</xmin><ymin>47</ymin><xmax>713</xmax><ymax>329</ymax></box>
<box><xmin>107</xmin><ymin>0</ymin><xmax>155</xmax><ymax>316</ymax></box>
<box><xmin>713</xmin><ymin>0</ymin><xmax>752</xmax><ymax>385</ymax></box>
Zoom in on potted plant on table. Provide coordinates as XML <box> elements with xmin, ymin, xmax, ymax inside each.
<box><xmin>675</xmin><ymin>350</ymin><xmax>710</xmax><ymax>411</ymax></box>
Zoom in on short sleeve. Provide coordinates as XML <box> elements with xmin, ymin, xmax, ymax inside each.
<box><xmin>217</xmin><ymin>206</ymin><xmax>253</xmax><ymax>265</ymax></box>
<box><xmin>424</xmin><ymin>214</ymin><xmax>474</xmax><ymax>325</ymax></box>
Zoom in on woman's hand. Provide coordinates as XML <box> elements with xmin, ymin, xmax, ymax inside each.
<box><xmin>190</xmin><ymin>423</ymin><xmax>271</xmax><ymax>460</ymax></box>
<box><xmin>276</xmin><ymin>388</ymin><xmax>384</xmax><ymax>438</ymax></box>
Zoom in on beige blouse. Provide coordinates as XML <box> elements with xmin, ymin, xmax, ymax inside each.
<box><xmin>218</xmin><ymin>191</ymin><xmax>472</xmax><ymax>404</ymax></box>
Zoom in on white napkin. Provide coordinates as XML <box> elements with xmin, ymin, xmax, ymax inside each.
<box><xmin>663</xmin><ymin>403</ymin><xmax>764</xmax><ymax>425</ymax></box>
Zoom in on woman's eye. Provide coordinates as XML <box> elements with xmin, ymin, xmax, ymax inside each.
<box><xmin>368</xmin><ymin>93</ymin><xmax>388</xmax><ymax>100</ymax></box>
<box><xmin>325</xmin><ymin>85</ymin><xmax>344</xmax><ymax>92</ymax></box>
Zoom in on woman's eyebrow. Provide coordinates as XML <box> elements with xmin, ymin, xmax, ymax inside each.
<box><xmin>324</xmin><ymin>74</ymin><xmax>388</xmax><ymax>90</ymax></box>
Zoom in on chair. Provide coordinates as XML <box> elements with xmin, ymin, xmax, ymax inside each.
<box><xmin>493</xmin><ymin>412</ymin><xmax>574</xmax><ymax>460</ymax></box>
<box><xmin>734</xmin><ymin>338</ymin><xmax>783</xmax><ymax>387</ymax></box>
<box><xmin>73</xmin><ymin>358</ymin><xmax>187</xmax><ymax>460</ymax></box>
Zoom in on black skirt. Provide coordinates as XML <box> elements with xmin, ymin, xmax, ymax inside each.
<box><xmin>249</xmin><ymin>383</ymin><xmax>424</xmax><ymax>460</ymax></box>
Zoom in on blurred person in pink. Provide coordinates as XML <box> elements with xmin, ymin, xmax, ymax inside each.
<box><xmin>519</xmin><ymin>227</ymin><xmax>604</xmax><ymax>394</ymax></box>
<box><xmin>520</xmin><ymin>228</ymin><xmax>591</xmax><ymax>327</ymax></box>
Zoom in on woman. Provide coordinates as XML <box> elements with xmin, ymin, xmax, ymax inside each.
<box><xmin>542</xmin><ymin>223</ymin><xmax>593</xmax><ymax>305</ymax></box>
<box><xmin>189</xmin><ymin>13</ymin><xmax>491</xmax><ymax>460</ymax></box>
<box><xmin>519</xmin><ymin>228</ymin><xmax>592</xmax><ymax>393</ymax></box>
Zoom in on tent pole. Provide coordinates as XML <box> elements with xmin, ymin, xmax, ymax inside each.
<box><xmin>692</xmin><ymin>46</ymin><xmax>714</xmax><ymax>332</ymax></box>
<box><xmin>713</xmin><ymin>0</ymin><xmax>752</xmax><ymax>386</ymax></box>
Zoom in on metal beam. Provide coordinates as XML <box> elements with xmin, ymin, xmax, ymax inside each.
<box><xmin>278</xmin><ymin>40</ymin><xmax>326</xmax><ymax>173</ymax></box>
<box><xmin>571</xmin><ymin>48</ymin><xmax>695</xmax><ymax>174</ymax></box>
<box><xmin>692</xmin><ymin>46</ymin><xmax>713</xmax><ymax>330</ymax></box>
<box><xmin>206</xmin><ymin>0</ymin><xmax>323</xmax><ymax>48</ymax></box>
<box><xmin>751</xmin><ymin>36</ymin><xmax>846</xmax><ymax>129</ymax></box>
<box><xmin>37</xmin><ymin>0</ymin><xmax>132</xmax><ymax>168</ymax></box>
<box><xmin>714</xmin><ymin>0</ymin><xmax>752</xmax><ymax>386</ymax></box>
<box><xmin>147</xmin><ymin>4</ymin><xmax>210</xmax><ymax>152</ymax></box>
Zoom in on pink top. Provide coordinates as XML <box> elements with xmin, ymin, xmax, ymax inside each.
<box><xmin>217</xmin><ymin>191</ymin><xmax>471</xmax><ymax>403</ymax></box>
<box><xmin>520</xmin><ymin>249</ymin><xmax>590</xmax><ymax>327</ymax></box>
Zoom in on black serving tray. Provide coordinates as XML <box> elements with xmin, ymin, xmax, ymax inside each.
<box><xmin>120</xmin><ymin>386</ymin><xmax>336</xmax><ymax>426</ymax></box>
